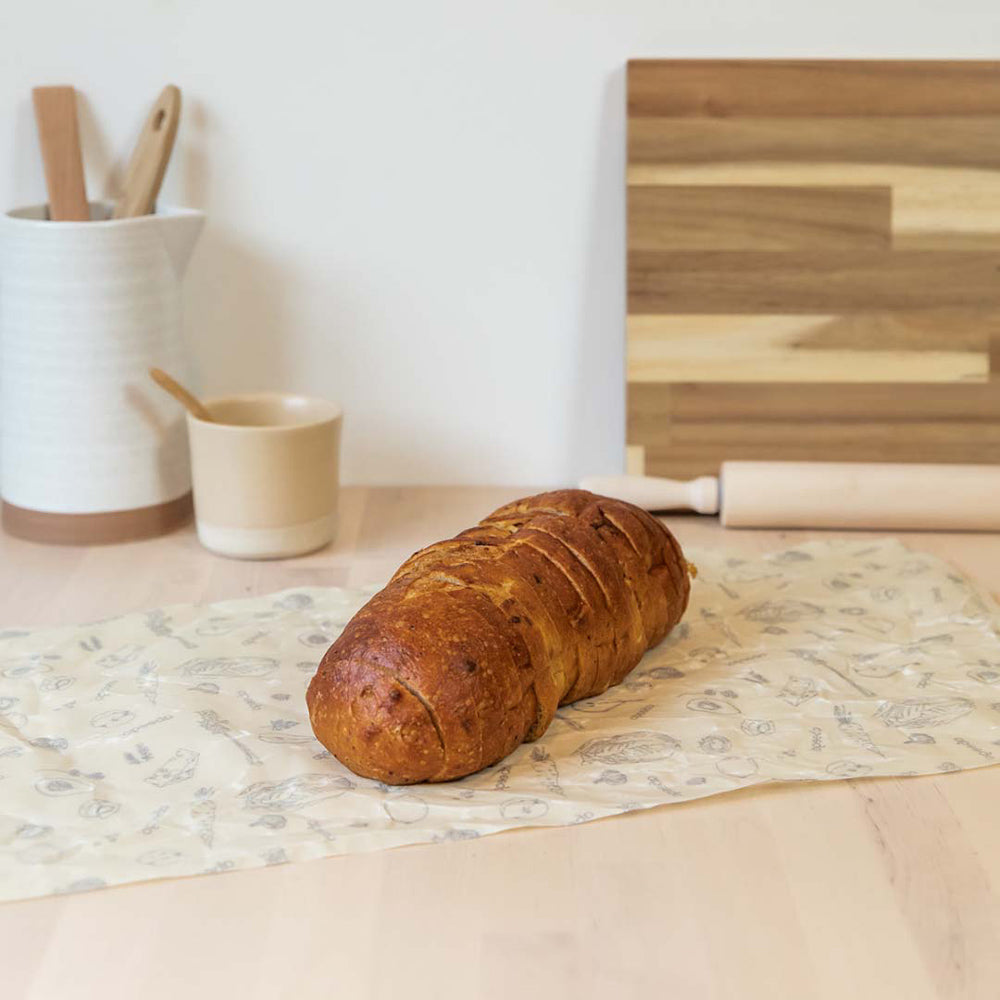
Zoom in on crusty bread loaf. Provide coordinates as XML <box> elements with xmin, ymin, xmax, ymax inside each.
<box><xmin>306</xmin><ymin>490</ymin><xmax>691</xmax><ymax>784</ymax></box>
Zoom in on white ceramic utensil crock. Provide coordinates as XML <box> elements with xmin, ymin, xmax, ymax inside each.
<box><xmin>0</xmin><ymin>202</ymin><xmax>204</xmax><ymax>543</ymax></box>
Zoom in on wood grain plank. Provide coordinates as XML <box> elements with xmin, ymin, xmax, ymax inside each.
<box><xmin>636</xmin><ymin>430</ymin><xmax>1000</xmax><ymax>477</ymax></box>
<box><xmin>628</xmin><ymin>251</ymin><xmax>1000</xmax><ymax>314</ymax></box>
<box><xmin>892</xmin><ymin>231</ymin><xmax>1000</xmax><ymax>250</ymax></box>
<box><xmin>628</xmin><ymin>186</ymin><xmax>891</xmax><ymax>251</ymax></box>
<box><xmin>791</xmin><ymin>309</ymin><xmax>1000</xmax><ymax>353</ymax></box>
<box><xmin>634</xmin><ymin>428</ymin><xmax>1000</xmax><ymax>477</ymax></box>
<box><xmin>667</xmin><ymin>420</ymin><xmax>1000</xmax><ymax>451</ymax></box>
<box><xmin>625</xmin><ymin>164</ymin><xmax>1000</xmax><ymax>242</ymax></box>
<box><xmin>630</xmin><ymin>381</ymin><xmax>1000</xmax><ymax>423</ymax></box>
<box><xmin>628</xmin><ymin>117</ymin><xmax>1000</xmax><ymax>169</ymax></box>
<box><xmin>627</xmin><ymin>383</ymin><xmax>1000</xmax><ymax>478</ymax></box>
<box><xmin>628</xmin><ymin>382</ymin><xmax>1000</xmax><ymax>475</ymax></box>
<box><xmin>627</xmin><ymin>60</ymin><xmax>1000</xmax><ymax>118</ymax></box>
<box><xmin>628</xmin><ymin>382</ymin><xmax>1000</xmax><ymax>474</ymax></box>
<box><xmin>627</xmin><ymin>314</ymin><xmax>990</xmax><ymax>383</ymax></box>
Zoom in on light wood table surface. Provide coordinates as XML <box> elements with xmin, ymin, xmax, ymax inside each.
<box><xmin>2</xmin><ymin>487</ymin><xmax>999</xmax><ymax>1000</ymax></box>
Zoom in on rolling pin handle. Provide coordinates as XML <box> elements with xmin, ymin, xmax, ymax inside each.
<box><xmin>578</xmin><ymin>474</ymin><xmax>720</xmax><ymax>514</ymax></box>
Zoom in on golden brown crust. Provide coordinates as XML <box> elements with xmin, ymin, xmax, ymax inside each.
<box><xmin>306</xmin><ymin>490</ymin><xmax>691</xmax><ymax>784</ymax></box>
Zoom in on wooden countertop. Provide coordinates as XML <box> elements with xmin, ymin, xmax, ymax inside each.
<box><xmin>3</xmin><ymin>487</ymin><xmax>999</xmax><ymax>1000</ymax></box>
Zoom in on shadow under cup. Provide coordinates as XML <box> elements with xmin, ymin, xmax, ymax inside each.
<box><xmin>187</xmin><ymin>394</ymin><xmax>342</xmax><ymax>559</ymax></box>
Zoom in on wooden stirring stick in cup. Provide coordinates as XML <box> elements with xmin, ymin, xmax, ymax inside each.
<box><xmin>149</xmin><ymin>368</ymin><xmax>213</xmax><ymax>421</ymax></box>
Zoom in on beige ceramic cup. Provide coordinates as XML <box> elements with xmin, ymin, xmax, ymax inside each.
<box><xmin>186</xmin><ymin>394</ymin><xmax>342</xmax><ymax>559</ymax></box>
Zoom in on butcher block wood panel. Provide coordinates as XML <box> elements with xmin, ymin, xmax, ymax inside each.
<box><xmin>626</xmin><ymin>59</ymin><xmax>1000</xmax><ymax>477</ymax></box>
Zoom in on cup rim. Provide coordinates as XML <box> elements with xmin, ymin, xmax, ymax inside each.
<box><xmin>187</xmin><ymin>392</ymin><xmax>343</xmax><ymax>432</ymax></box>
<box><xmin>4</xmin><ymin>202</ymin><xmax>204</xmax><ymax>229</ymax></box>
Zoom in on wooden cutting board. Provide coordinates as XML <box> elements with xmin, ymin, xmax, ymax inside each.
<box><xmin>626</xmin><ymin>59</ymin><xmax>1000</xmax><ymax>479</ymax></box>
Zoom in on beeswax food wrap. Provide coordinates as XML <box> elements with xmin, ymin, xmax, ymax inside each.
<box><xmin>2</xmin><ymin>538</ymin><xmax>999</xmax><ymax>903</ymax></box>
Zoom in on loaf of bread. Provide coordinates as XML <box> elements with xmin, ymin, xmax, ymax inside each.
<box><xmin>307</xmin><ymin>490</ymin><xmax>692</xmax><ymax>784</ymax></box>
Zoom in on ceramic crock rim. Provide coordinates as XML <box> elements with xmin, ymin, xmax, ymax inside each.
<box><xmin>3</xmin><ymin>202</ymin><xmax>205</xmax><ymax>229</ymax></box>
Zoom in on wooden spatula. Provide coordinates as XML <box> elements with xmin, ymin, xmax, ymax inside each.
<box><xmin>32</xmin><ymin>86</ymin><xmax>89</xmax><ymax>221</ymax></box>
<box><xmin>113</xmin><ymin>85</ymin><xmax>181</xmax><ymax>219</ymax></box>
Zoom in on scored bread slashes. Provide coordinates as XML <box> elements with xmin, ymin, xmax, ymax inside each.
<box><xmin>306</xmin><ymin>490</ymin><xmax>692</xmax><ymax>784</ymax></box>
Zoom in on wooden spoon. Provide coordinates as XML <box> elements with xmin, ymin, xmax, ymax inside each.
<box><xmin>149</xmin><ymin>368</ymin><xmax>213</xmax><ymax>421</ymax></box>
<box><xmin>113</xmin><ymin>85</ymin><xmax>181</xmax><ymax>218</ymax></box>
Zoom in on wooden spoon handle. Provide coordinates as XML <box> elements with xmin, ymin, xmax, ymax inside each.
<box><xmin>149</xmin><ymin>368</ymin><xmax>213</xmax><ymax>421</ymax></box>
<box><xmin>32</xmin><ymin>86</ymin><xmax>89</xmax><ymax>221</ymax></box>
<box><xmin>113</xmin><ymin>85</ymin><xmax>181</xmax><ymax>219</ymax></box>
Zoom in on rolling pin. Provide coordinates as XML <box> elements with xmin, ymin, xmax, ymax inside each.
<box><xmin>580</xmin><ymin>462</ymin><xmax>1000</xmax><ymax>531</ymax></box>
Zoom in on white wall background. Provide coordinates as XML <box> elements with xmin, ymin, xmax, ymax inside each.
<box><xmin>2</xmin><ymin>0</ymin><xmax>998</xmax><ymax>485</ymax></box>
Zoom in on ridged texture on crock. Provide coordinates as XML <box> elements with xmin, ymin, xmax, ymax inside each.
<box><xmin>306</xmin><ymin>490</ymin><xmax>691</xmax><ymax>784</ymax></box>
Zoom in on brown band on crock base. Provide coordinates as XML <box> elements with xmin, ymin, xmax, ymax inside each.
<box><xmin>2</xmin><ymin>493</ymin><xmax>194</xmax><ymax>545</ymax></box>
